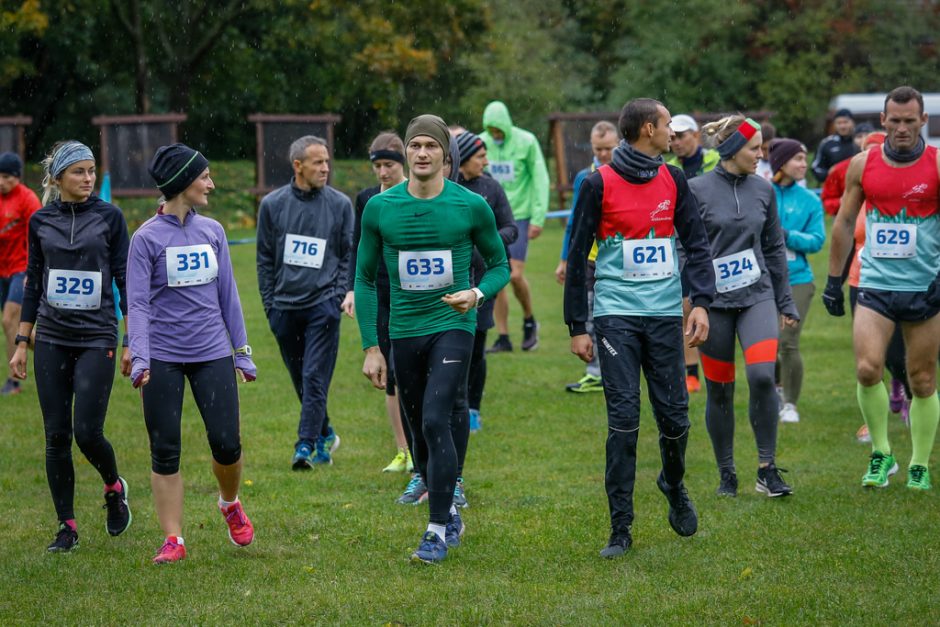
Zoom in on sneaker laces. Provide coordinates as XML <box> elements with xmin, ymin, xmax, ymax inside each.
<box><xmin>224</xmin><ymin>503</ymin><xmax>248</xmax><ymax>526</ymax></box>
<box><xmin>868</xmin><ymin>453</ymin><xmax>888</xmax><ymax>474</ymax></box>
<box><xmin>404</xmin><ymin>475</ymin><xmax>423</xmax><ymax>495</ymax></box>
<box><xmin>910</xmin><ymin>465</ymin><xmax>926</xmax><ymax>483</ymax></box>
<box><xmin>157</xmin><ymin>538</ymin><xmax>179</xmax><ymax>555</ymax></box>
<box><xmin>766</xmin><ymin>465</ymin><xmax>788</xmax><ymax>488</ymax></box>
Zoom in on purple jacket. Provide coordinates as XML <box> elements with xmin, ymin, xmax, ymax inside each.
<box><xmin>128</xmin><ymin>208</ymin><xmax>248</xmax><ymax>375</ymax></box>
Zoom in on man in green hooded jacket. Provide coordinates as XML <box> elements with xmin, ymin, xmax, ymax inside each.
<box><xmin>479</xmin><ymin>100</ymin><xmax>551</xmax><ymax>352</ymax></box>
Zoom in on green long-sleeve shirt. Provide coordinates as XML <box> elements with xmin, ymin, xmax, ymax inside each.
<box><xmin>355</xmin><ymin>180</ymin><xmax>510</xmax><ymax>349</ymax></box>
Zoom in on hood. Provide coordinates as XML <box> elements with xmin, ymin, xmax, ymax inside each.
<box><xmin>482</xmin><ymin>101</ymin><xmax>513</xmax><ymax>136</ymax></box>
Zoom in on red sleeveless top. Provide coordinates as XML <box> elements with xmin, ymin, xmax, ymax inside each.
<box><xmin>597</xmin><ymin>164</ymin><xmax>677</xmax><ymax>240</ymax></box>
<box><xmin>861</xmin><ymin>145</ymin><xmax>939</xmax><ymax>219</ymax></box>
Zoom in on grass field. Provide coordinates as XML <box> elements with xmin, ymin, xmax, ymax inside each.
<box><xmin>1</xmin><ymin>215</ymin><xmax>939</xmax><ymax>625</ymax></box>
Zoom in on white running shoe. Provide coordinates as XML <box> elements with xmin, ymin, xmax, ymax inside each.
<box><xmin>779</xmin><ymin>402</ymin><xmax>800</xmax><ymax>424</ymax></box>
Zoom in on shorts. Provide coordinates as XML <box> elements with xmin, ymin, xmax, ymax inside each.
<box><xmin>508</xmin><ymin>219</ymin><xmax>530</xmax><ymax>262</ymax></box>
<box><xmin>857</xmin><ymin>286</ymin><xmax>940</xmax><ymax>323</ymax></box>
<box><xmin>0</xmin><ymin>272</ymin><xmax>25</xmax><ymax>308</ymax></box>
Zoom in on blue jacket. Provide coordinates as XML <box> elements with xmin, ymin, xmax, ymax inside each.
<box><xmin>773</xmin><ymin>182</ymin><xmax>825</xmax><ymax>286</ymax></box>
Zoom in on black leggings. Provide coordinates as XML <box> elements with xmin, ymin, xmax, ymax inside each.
<box><xmin>392</xmin><ymin>330</ymin><xmax>473</xmax><ymax>525</ymax></box>
<box><xmin>142</xmin><ymin>357</ymin><xmax>241</xmax><ymax>475</ymax></box>
<box><xmin>467</xmin><ymin>328</ymin><xmax>488</xmax><ymax>411</ymax></box>
<box><xmin>34</xmin><ymin>341</ymin><xmax>120</xmax><ymax>522</ymax></box>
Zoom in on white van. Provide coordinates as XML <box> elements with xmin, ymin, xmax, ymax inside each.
<box><xmin>829</xmin><ymin>93</ymin><xmax>940</xmax><ymax>147</ymax></box>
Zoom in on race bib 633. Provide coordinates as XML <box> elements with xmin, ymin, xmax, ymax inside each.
<box><xmin>398</xmin><ymin>250</ymin><xmax>454</xmax><ymax>291</ymax></box>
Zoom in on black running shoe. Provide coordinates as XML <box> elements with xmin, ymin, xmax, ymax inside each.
<box><xmin>485</xmin><ymin>335</ymin><xmax>513</xmax><ymax>354</ymax></box>
<box><xmin>756</xmin><ymin>463</ymin><xmax>793</xmax><ymax>497</ymax></box>
<box><xmin>47</xmin><ymin>523</ymin><xmax>79</xmax><ymax>553</ymax></box>
<box><xmin>716</xmin><ymin>468</ymin><xmax>738</xmax><ymax>497</ymax></box>
<box><xmin>599</xmin><ymin>529</ymin><xmax>632</xmax><ymax>558</ymax></box>
<box><xmin>103</xmin><ymin>477</ymin><xmax>132</xmax><ymax>536</ymax></box>
<box><xmin>657</xmin><ymin>472</ymin><xmax>698</xmax><ymax>536</ymax></box>
<box><xmin>521</xmin><ymin>318</ymin><xmax>539</xmax><ymax>351</ymax></box>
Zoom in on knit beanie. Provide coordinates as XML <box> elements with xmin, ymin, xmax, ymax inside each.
<box><xmin>455</xmin><ymin>132</ymin><xmax>485</xmax><ymax>165</ymax></box>
<box><xmin>0</xmin><ymin>152</ymin><xmax>22</xmax><ymax>178</ymax></box>
<box><xmin>148</xmin><ymin>143</ymin><xmax>209</xmax><ymax>199</ymax></box>
<box><xmin>769</xmin><ymin>139</ymin><xmax>806</xmax><ymax>175</ymax></box>
<box><xmin>404</xmin><ymin>115</ymin><xmax>451</xmax><ymax>156</ymax></box>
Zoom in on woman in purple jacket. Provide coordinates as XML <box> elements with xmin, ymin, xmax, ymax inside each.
<box><xmin>128</xmin><ymin>144</ymin><xmax>257</xmax><ymax>564</ymax></box>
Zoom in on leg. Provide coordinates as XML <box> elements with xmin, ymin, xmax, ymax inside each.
<box><xmin>901</xmin><ymin>314</ymin><xmax>940</xmax><ymax>469</ymax></box>
<box><xmin>34</xmin><ymin>341</ymin><xmax>77</xmax><ymax>523</ymax></box>
<box><xmin>188</xmin><ymin>357</ymin><xmax>242</xmax><ymax>500</ymax></box>
<box><xmin>594</xmin><ymin>316</ymin><xmax>643</xmax><ymax>534</ymax></box>
<box><xmin>142</xmin><ymin>359</ymin><xmax>186</xmax><ymax>538</ymax></box>
<box><xmin>268</xmin><ymin>308</ymin><xmax>305</xmax><ymax>403</ymax></box>
<box><xmin>393</xmin><ymin>337</ymin><xmax>431</xmax><ymax>482</ymax></box>
<box><xmin>70</xmin><ymin>347</ymin><xmax>119</xmax><ymax>486</ymax></box>
<box><xmin>699</xmin><ymin>308</ymin><xmax>739</xmax><ymax>473</ymax></box>
<box><xmin>778</xmin><ymin>282</ymin><xmax>815</xmax><ymax>406</ymax></box>
<box><xmin>509</xmin><ymin>259</ymin><xmax>534</xmax><ymax>319</ymax></box>
<box><xmin>297</xmin><ymin>302</ymin><xmax>342</xmax><ymax>447</ymax></box>
<box><xmin>467</xmin><ymin>327</ymin><xmax>487</xmax><ymax>411</ymax></box>
<box><xmin>853</xmin><ymin>305</ymin><xmax>896</xmax><ymax>454</ymax></box>
<box><xmin>736</xmin><ymin>300</ymin><xmax>783</xmax><ymax>466</ymax></box>
<box><xmin>493</xmin><ymin>289</ymin><xmax>510</xmax><ymax>336</ymax></box>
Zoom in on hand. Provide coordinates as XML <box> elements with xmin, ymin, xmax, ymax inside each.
<box><xmin>821</xmin><ymin>275</ymin><xmax>845</xmax><ymax>317</ymax></box>
<box><xmin>528</xmin><ymin>224</ymin><xmax>543</xmax><ymax>240</ymax></box>
<box><xmin>341</xmin><ymin>291</ymin><xmax>355</xmax><ymax>318</ymax></box>
<box><xmin>362</xmin><ymin>346</ymin><xmax>387</xmax><ymax>390</ymax></box>
<box><xmin>554</xmin><ymin>260</ymin><xmax>567</xmax><ymax>285</ymax></box>
<box><xmin>234</xmin><ymin>353</ymin><xmax>257</xmax><ymax>382</ymax></box>
<box><xmin>570</xmin><ymin>334</ymin><xmax>594</xmax><ymax>364</ymax></box>
<box><xmin>120</xmin><ymin>347</ymin><xmax>132</xmax><ymax>376</ymax></box>
<box><xmin>9</xmin><ymin>346</ymin><xmax>27</xmax><ymax>380</ymax></box>
<box><xmin>685</xmin><ymin>306</ymin><xmax>710</xmax><ymax>347</ymax></box>
<box><xmin>441</xmin><ymin>289</ymin><xmax>477</xmax><ymax>314</ymax></box>
<box><xmin>781</xmin><ymin>315</ymin><xmax>799</xmax><ymax>329</ymax></box>
<box><xmin>133</xmin><ymin>369</ymin><xmax>150</xmax><ymax>389</ymax></box>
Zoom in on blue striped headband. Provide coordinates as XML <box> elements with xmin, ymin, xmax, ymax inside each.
<box><xmin>51</xmin><ymin>142</ymin><xmax>95</xmax><ymax>177</ymax></box>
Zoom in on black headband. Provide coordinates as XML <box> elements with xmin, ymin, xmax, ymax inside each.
<box><xmin>370</xmin><ymin>150</ymin><xmax>405</xmax><ymax>164</ymax></box>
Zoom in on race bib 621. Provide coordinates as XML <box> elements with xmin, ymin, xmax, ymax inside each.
<box><xmin>622</xmin><ymin>238</ymin><xmax>674</xmax><ymax>281</ymax></box>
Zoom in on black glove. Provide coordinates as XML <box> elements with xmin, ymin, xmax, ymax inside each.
<box><xmin>822</xmin><ymin>275</ymin><xmax>845</xmax><ymax>317</ymax></box>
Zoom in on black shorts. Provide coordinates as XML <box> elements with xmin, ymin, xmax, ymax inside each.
<box><xmin>857</xmin><ymin>287</ymin><xmax>940</xmax><ymax>323</ymax></box>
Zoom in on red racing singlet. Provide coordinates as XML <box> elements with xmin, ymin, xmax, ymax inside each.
<box><xmin>597</xmin><ymin>164</ymin><xmax>677</xmax><ymax>240</ymax></box>
<box><xmin>861</xmin><ymin>145</ymin><xmax>939</xmax><ymax>219</ymax></box>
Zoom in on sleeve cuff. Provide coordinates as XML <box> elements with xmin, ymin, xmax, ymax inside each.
<box><xmin>568</xmin><ymin>322</ymin><xmax>587</xmax><ymax>337</ymax></box>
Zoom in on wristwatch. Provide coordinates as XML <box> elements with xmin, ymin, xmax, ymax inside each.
<box><xmin>14</xmin><ymin>334</ymin><xmax>30</xmax><ymax>347</ymax></box>
<box><xmin>234</xmin><ymin>345</ymin><xmax>253</xmax><ymax>356</ymax></box>
<box><xmin>471</xmin><ymin>287</ymin><xmax>485</xmax><ymax>308</ymax></box>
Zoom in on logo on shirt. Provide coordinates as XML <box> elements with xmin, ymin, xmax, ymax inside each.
<box><xmin>902</xmin><ymin>183</ymin><xmax>929</xmax><ymax>199</ymax></box>
<box><xmin>650</xmin><ymin>200</ymin><xmax>672</xmax><ymax>222</ymax></box>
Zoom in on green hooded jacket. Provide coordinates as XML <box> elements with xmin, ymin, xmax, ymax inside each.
<box><xmin>479</xmin><ymin>101</ymin><xmax>550</xmax><ymax>226</ymax></box>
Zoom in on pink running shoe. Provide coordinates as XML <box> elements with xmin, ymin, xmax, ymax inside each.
<box><xmin>889</xmin><ymin>379</ymin><xmax>906</xmax><ymax>414</ymax></box>
<box><xmin>153</xmin><ymin>536</ymin><xmax>186</xmax><ymax>564</ymax></box>
<box><xmin>220</xmin><ymin>501</ymin><xmax>254</xmax><ymax>547</ymax></box>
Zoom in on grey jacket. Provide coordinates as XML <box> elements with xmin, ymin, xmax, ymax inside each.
<box><xmin>257</xmin><ymin>181</ymin><xmax>353</xmax><ymax>312</ymax></box>
<box><xmin>688</xmin><ymin>165</ymin><xmax>797</xmax><ymax>316</ymax></box>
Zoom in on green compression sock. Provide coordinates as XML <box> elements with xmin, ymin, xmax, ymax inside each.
<box><xmin>858</xmin><ymin>381</ymin><xmax>890</xmax><ymax>455</ymax></box>
<box><xmin>909</xmin><ymin>394</ymin><xmax>940</xmax><ymax>467</ymax></box>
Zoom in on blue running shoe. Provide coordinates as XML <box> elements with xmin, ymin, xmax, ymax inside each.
<box><xmin>323</xmin><ymin>426</ymin><xmax>340</xmax><ymax>454</ymax></box>
<box><xmin>292</xmin><ymin>442</ymin><xmax>314</xmax><ymax>470</ymax></box>
<box><xmin>469</xmin><ymin>409</ymin><xmax>481</xmax><ymax>433</ymax></box>
<box><xmin>312</xmin><ymin>436</ymin><xmax>333</xmax><ymax>466</ymax></box>
<box><xmin>397</xmin><ymin>474</ymin><xmax>428</xmax><ymax>505</ymax></box>
<box><xmin>445</xmin><ymin>511</ymin><xmax>464</xmax><ymax>548</ymax></box>
<box><xmin>411</xmin><ymin>531</ymin><xmax>447</xmax><ymax>564</ymax></box>
<box><xmin>453</xmin><ymin>477</ymin><xmax>468</xmax><ymax>508</ymax></box>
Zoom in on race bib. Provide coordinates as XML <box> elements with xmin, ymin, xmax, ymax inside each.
<box><xmin>869</xmin><ymin>223</ymin><xmax>917</xmax><ymax>259</ymax></box>
<box><xmin>488</xmin><ymin>161</ymin><xmax>515</xmax><ymax>183</ymax></box>
<box><xmin>713</xmin><ymin>248</ymin><xmax>762</xmax><ymax>293</ymax></box>
<box><xmin>398</xmin><ymin>250</ymin><xmax>454</xmax><ymax>291</ymax></box>
<box><xmin>785</xmin><ymin>248</ymin><xmax>797</xmax><ymax>262</ymax></box>
<box><xmin>166</xmin><ymin>244</ymin><xmax>218</xmax><ymax>287</ymax></box>
<box><xmin>47</xmin><ymin>269</ymin><xmax>102</xmax><ymax>310</ymax></box>
<box><xmin>622</xmin><ymin>238</ymin><xmax>674</xmax><ymax>281</ymax></box>
<box><xmin>283</xmin><ymin>233</ymin><xmax>327</xmax><ymax>269</ymax></box>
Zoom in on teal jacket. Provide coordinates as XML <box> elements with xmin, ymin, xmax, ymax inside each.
<box><xmin>479</xmin><ymin>101</ymin><xmax>550</xmax><ymax>226</ymax></box>
<box><xmin>773</xmin><ymin>181</ymin><xmax>825</xmax><ymax>286</ymax></box>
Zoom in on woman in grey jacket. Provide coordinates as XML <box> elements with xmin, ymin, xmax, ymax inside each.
<box><xmin>688</xmin><ymin>116</ymin><xmax>799</xmax><ymax>499</ymax></box>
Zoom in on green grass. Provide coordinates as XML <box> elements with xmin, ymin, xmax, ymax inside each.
<box><xmin>1</xmin><ymin>218</ymin><xmax>938</xmax><ymax>625</ymax></box>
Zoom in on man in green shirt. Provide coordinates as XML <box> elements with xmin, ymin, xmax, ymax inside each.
<box><xmin>355</xmin><ymin>114</ymin><xmax>510</xmax><ymax>564</ymax></box>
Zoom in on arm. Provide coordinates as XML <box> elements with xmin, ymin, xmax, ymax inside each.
<box><xmin>107</xmin><ymin>206</ymin><xmax>130</xmax><ymax>317</ymax></box>
<box><xmin>10</xmin><ymin>213</ymin><xmax>43</xmax><ymax>379</ymax></box>
<box><xmin>761</xmin><ymin>188</ymin><xmax>799</xmax><ymax>319</ymax></box>
<box><xmin>827</xmin><ymin>153</ymin><xmax>867</xmax><ymax>278</ymax></box>
<box><xmin>785</xmin><ymin>194</ymin><xmax>826</xmax><ymax>254</ymax></box>
<box><xmin>471</xmin><ymin>198</ymin><xmax>511</xmax><ymax>301</ymax></box>
<box><xmin>528</xmin><ymin>138</ymin><xmax>551</xmax><ymax>229</ymax></box>
<box><xmin>255</xmin><ymin>198</ymin><xmax>276</xmax><ymax>313</ymax></box>
<box><xmin>354</xmin><ymin>197</ymin><xmax>382</xmax><ymax>350</ymax></box>
<box><xmin>491</xmin><ymin>183</ymin><xmax>518</xmax><ymax>248</ymax></box>
<box><xmin>214</xmin><ymin>225</ymin><xmax>255</xmax><ymax>382</ymax></box>
<box><xmin>126</xmin><ymin>232</ymin><xmax>154</xmax><ymax>386</ymax></box>
<box><xmin>819</xmin><ymin>165</ymin><xmax>845</xmax><ymax>215</ymax></box>
<box><xmin>563</xmin><ymin>174</ymin><xmax>602</xmax><ymax>337</ymax></box>
<box><xmin>336</xmin><ymin>195</ymin><xmax>355</xmax><ymax>316</ymax></box>
<box><xmin>811</xmin><ymin>138</ymin><xmax>831</xmax><ymax>182</ymax></box>
<box><xmin>671</xmin><ymin>169</ymin><xmax>715</xmax><ymax>311</ymax></box>
<box><xmin>560</xmin><ymin>168</ymin><xmax>589</xmax><ymax>262</ymax></box>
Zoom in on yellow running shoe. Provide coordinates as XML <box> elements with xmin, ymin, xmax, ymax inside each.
<box><xmin>383</xmin><ymin>448</ymin><xmax>409</xmax><ymax>473</ymax></box>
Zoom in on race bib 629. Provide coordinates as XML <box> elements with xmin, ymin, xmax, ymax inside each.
<box><xmin>869</xmin><ymin>223</ymin><xmax>917</xmax><ymax>259</ymax></box>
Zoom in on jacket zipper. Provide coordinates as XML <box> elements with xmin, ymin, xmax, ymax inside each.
<box><xmin>70</xmin><ymin>206</ymin><xmax>75</xmax><ymax>244</ymax></box>
<box><xmin>733</xmin><ymin>177</ymin><xmax>741</xmax><ymax>215</ymax></box>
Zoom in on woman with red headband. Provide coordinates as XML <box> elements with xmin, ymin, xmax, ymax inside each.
<box><xmin>689</xmin><ymin>116</ymin><xmax>799</xmax><ymax>498</ymax></box>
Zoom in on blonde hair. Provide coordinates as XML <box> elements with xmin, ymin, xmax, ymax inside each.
<box><xmin>700</xmin><ymin>115</ymin><xmax>747</xmax><ymax>149</ymax></box>
<box><xmin>40</xmin><ymin>141</ymin><xmax>68</xmax><ymax>205</ymax></box>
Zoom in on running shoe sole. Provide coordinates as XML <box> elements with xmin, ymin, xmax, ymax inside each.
<box><xmin>755</xmin><ymin>482</ymin><xmax>792</xmax><ymax>497</ymax></box>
